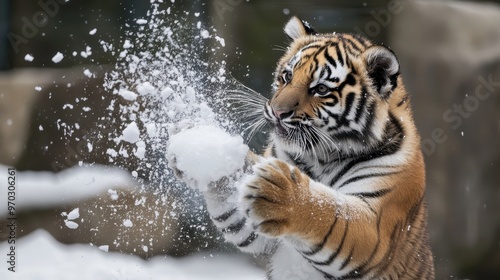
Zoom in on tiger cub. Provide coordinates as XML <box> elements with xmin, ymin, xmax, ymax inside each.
<box><xmin>188</xmin><ymin>17</ymin><xmax>434</xmax><ymax>279</ymax></box>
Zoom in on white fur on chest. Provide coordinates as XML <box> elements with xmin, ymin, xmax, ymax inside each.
<box><xmin>269</xmin><ymin>243</ymin><xmax>323</xmax><ymax>280</ymax></box>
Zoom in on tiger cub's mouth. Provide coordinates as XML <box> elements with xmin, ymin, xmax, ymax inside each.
<box><xmin>274</xmin><ymin>121</ymin><xmax>288</xmax><ymax>136</ymax></box>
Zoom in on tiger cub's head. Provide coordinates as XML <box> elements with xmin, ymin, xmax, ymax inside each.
<box><xmin>265</xmin><ymin>17</ymin><xmax>409</xmax><ymax>158</ymax></box>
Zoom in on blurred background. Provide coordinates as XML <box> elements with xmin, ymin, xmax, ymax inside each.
<box><xmin>1</xmin><ymin>0</ymin><xmax>499</xmax><ymax>279</ymax></box>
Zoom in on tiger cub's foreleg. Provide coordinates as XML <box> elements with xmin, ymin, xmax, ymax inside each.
<box><xmin>240</xmin><ymin>158</ymin><xmax>387</xmax><ymax>277</ymax></box>
<box><xmin>202</xmin><ymin>154</ymin><xmax>277</xmax><ymax>256</ymax></box>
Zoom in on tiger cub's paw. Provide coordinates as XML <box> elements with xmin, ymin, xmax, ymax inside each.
<box><xmin>239</xmin><ymin>158</ymin><xmax>311</xmax><ymax>237</ymax></box>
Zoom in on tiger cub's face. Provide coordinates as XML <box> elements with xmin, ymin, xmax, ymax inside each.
<box><xmin>264</xmin><ymin>17</ymin><xmax>401</xmax><ymax>157</ymax></box>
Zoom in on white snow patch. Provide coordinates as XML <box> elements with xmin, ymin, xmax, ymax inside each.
<box><xmin>167</xmin><ymin>125</ymin><xmax>248</xmax><ymax>190</ymax></box>
<box><xmin>35</xmin><ymin>86</ymin><xmax>42</xmax><ymax>91</ymax></box>
<box><xmin>0</xmin><ymin>230</ymin><xmax>264</xmax><ymax>280</ymax></box>
<box><xmin>0</xmin><ymin>164</ymin><xmax>136</xmax><ymax>217</ymax></box>
<box><xmin>51</xmin><ymin>52</ymin><xmax>64</xmax><ymax>63</ymax></box>
<box><xmin>89</xmin><ymin>28</ymin><xmax>97</xmax><ymax>35</ymax></box>
<box><xmin>136</xmin><ymin>19</ymin><xmax>148</xmax><ymax>25</ymax></box>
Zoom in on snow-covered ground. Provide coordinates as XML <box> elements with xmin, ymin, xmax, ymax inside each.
<box><xmin>0</xmin><ymin>229</ymin><xmax>264</xmax><ymax>280</ymax></box>
<box><xmin>0</xmin><ymin>164</ymin><xmax>136</xmax><ymax>217</ymax></box>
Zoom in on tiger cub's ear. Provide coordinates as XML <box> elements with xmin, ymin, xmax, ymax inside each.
<box><xmin>284</xmin><ymin>16</ymin><xmax>318</xmax><ymax>40</ymax></box>
<box><xmin>362</xmin><ymin>45</ymin><xmax>400</xmax><ymax>98</ymax></box>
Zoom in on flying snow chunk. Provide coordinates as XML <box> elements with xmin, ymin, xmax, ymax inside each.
<box><xmin>98</xmin><ymin>245</ymin><xmax>109</xmax><ymax>252</ymax></box>
<box><xmin>24</xmin><ymin>54</ymin><xmax>34</xmax><ymax>62</ymax></box>
<box><xmin>123</xmin><ymin>219</ymin><xmax>133</xmax><ymax>227</ymax></box>
<box><xmin>167</xmin><ymin>125</ymin><xmax>249</xmax><ymax>190</ymax></box>
<box><xmin>83</xmin><ymin>69</ymin><xmax>94</xmax><ymax>78</ymax></box>
<box><xmin>122</xmin><ymin>122</ymin><xmax>140</xmax><ymax>143</ymax></box>
<box><xmin>136</xmin><ymin>19</ymin><xmax>148</xmax><ymax>25</ymax></box>
<box><xmin>52</xmin><ymin>52</ymin><xmax>64</xmax><ymax>63</ymax></box>
<box><xmin>118</xmin><ymin>89</ymin><xmax>138</xmax><ymax>101</ymax></box>
<box><xmin>67</xmin><ymin>208</ymin><xmax>80</xmax><ymax>220</ymax></box>
<box><xmin>215</xmin><ymin>36</ymin><xmax>225</xmax><ymax>47</ymax></box>
<box><xmin>123</xmin><ymin>39</ymin><xmax>133</xmax><ymax>49</ymax></box>
<box><xmin>39</xmin><ymin>125</ymin><xmax>44</xmax><ymax>131</ymax></box>
<box><xmin>200</xmin><ymin>29</ymin><xmax>210</xmax><ymax>38</ymax></box>
<box><xmin>65</xmin><ymin>220</ymin><xmax>79</xmax><ymax>229</ymax></box>
<box><xmin>160</xmin><ymin>87</ymin><xmax>174</xmax><ymax>99</ymax></box>
<box><xmin>35</xmin><ymin>86</ymin><xmax>42</xmax><ymax>91</ymax></box>
<box><xmin>137</xmin><ymin>82</ymin><xmax>155</xmax><ymax>95</ymax></box>
<box><xmin>89</xmin><ymin>28</ymin><xmax>97</xmax><ymax>35</ymax></box>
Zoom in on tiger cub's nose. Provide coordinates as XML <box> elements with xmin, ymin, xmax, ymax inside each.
<box><xmin>272</xmin><ymin>107</ymin><xmax>293</xmax><ymax>120</ymax></box>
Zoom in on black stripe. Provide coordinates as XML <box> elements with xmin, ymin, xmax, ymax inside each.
<box><xmin>349</xmin><ymin>188</ymin><xmax>392</xmax><ymax>198</ymax></box>
<box><xmin>312</xmin><ymin>266</ymin><xmax>338</xmax><ymax>280</ymax></box>
<box><xmin>237</xmin><ymin>232</ymin><xmax>259</xmax><ymax>247</ymax></box>
<box><xmin>354</xmin><ymin>88</ymin><xmax>368</xmax><ymax>123</ymax></box>
<box><xmin>350</xmin><ymin>33</ymin><xmax>371</xmax><ymax>48</ymax></box>
<box><xmin>301</xmin><ymin>44</ymin><xmax>323</xmax><ymax>52</ymax></box>
<box><xmin>325</xmin><ymin>47</ymin><xmax>338</xmax><ymax>68</ymax></box>
<box><xmin>301</xmin><ymin>217</ymin><xmax>338</xmax><ymax>256</ymax></box>
<box><xmin>340</xmin><ymin>208</ymin><xmax>385</xmax><ymax>278</ymax></box>
<box><xmin>312</xmin><ymin>222</ymin><xmax>349</xmax><ymax>266</ymax></box>
<box><xmin>244</xmin><ymin>194</ymin><xmax>278</xmax><ymax>204</ymax></box>
<box><xmin>338</xmin><ymin>92</ymin><xmax>356</xmax><ymax>127</ymax></box>
<box><xmin>212</xmin><ymin>208</ymin><xmax>237</xmax><ymax>223</ymax></box>
<box><xmin>396</xmin><ymin>94</ymin><xmax>409</xmax><ymax>107</ymax></box>
<box><xmin>342</xmin><ymin>36</ymin><xmax>362</xmax><ymax>53</ymax></box>
<box><xmin>335</xmin><ymin>43</ymin><xmax>345</xmax><ymax>66</ymax></box>
<box><xmin>368</xmin><ymin>222</ymin><xmax>403</xmax><ymax>278</ymax></box>
<box><xmin>337</xmin><ymin>172</ymin><xmax>398</xmax><ymax>189</ymax></box>
<box><xmin>221</xmin><ymin>218</ymin><xmax>246</xmax><ymax>234</ymax></box>
<box><xmin>339</xmin><ymin>245</ymin><xmax>355</xmax><ymax>270</ymax></box>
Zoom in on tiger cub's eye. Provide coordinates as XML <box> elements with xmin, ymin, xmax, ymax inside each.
<box><xmin>315</xmin><ymin>84</ymin><xmax>329</xmax><ymax>95</ymax></box>
<box><xmin>282</xmin><ymin>70</ymin><xmax>293</xmax><ymax>84</ymax></box>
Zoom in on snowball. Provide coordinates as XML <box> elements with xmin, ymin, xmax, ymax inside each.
<box><xmin>35</xmin><ymin>86</ymin><xmax>42</xmax><ymax>91</ymax></box>
<box><xmin>166</xmin><ymin>125</ymin><xmax>248</xmax><ymax>190</ymax></box>
<box><xmin>39</xmin><ymin>125</ymin><xmax>44</xmax><ymax>131</ymax></box>
<box><xmin>122</xmin><ymin>122</ymin><xmax>140</xmax><ymax>143</ymax></box>
<box><xmin>67</xmin><ymin>208</ymin><xmax>80</xmax><ymax>220</ymax></box>
<box><xmin>52</xmin><ymin>52</ymin><xmax>64</xmax><ymax>63</ymax></box>
<box><xmin>65</xmin><ymin>220</ymin><xmax>79</xmax><ymax>229</ymax></box>
<box><xmin>136</xmin><ymin>19</ymin><xmax>148</xmax><ymax>25</ymax></box>
<box><xmin>89</xmin><ymin>28</ymin><xmax>97</xmax><ymax>35</ymax></box>
<box><xmin>118</xmin><ymin>89</ymin><xmax>138</xmax><ymax>101</ymax></box>
<box><xmin>24</xmin><ymin>54</ymin><xmax>34</xmax><ymax>62</ymax></box>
